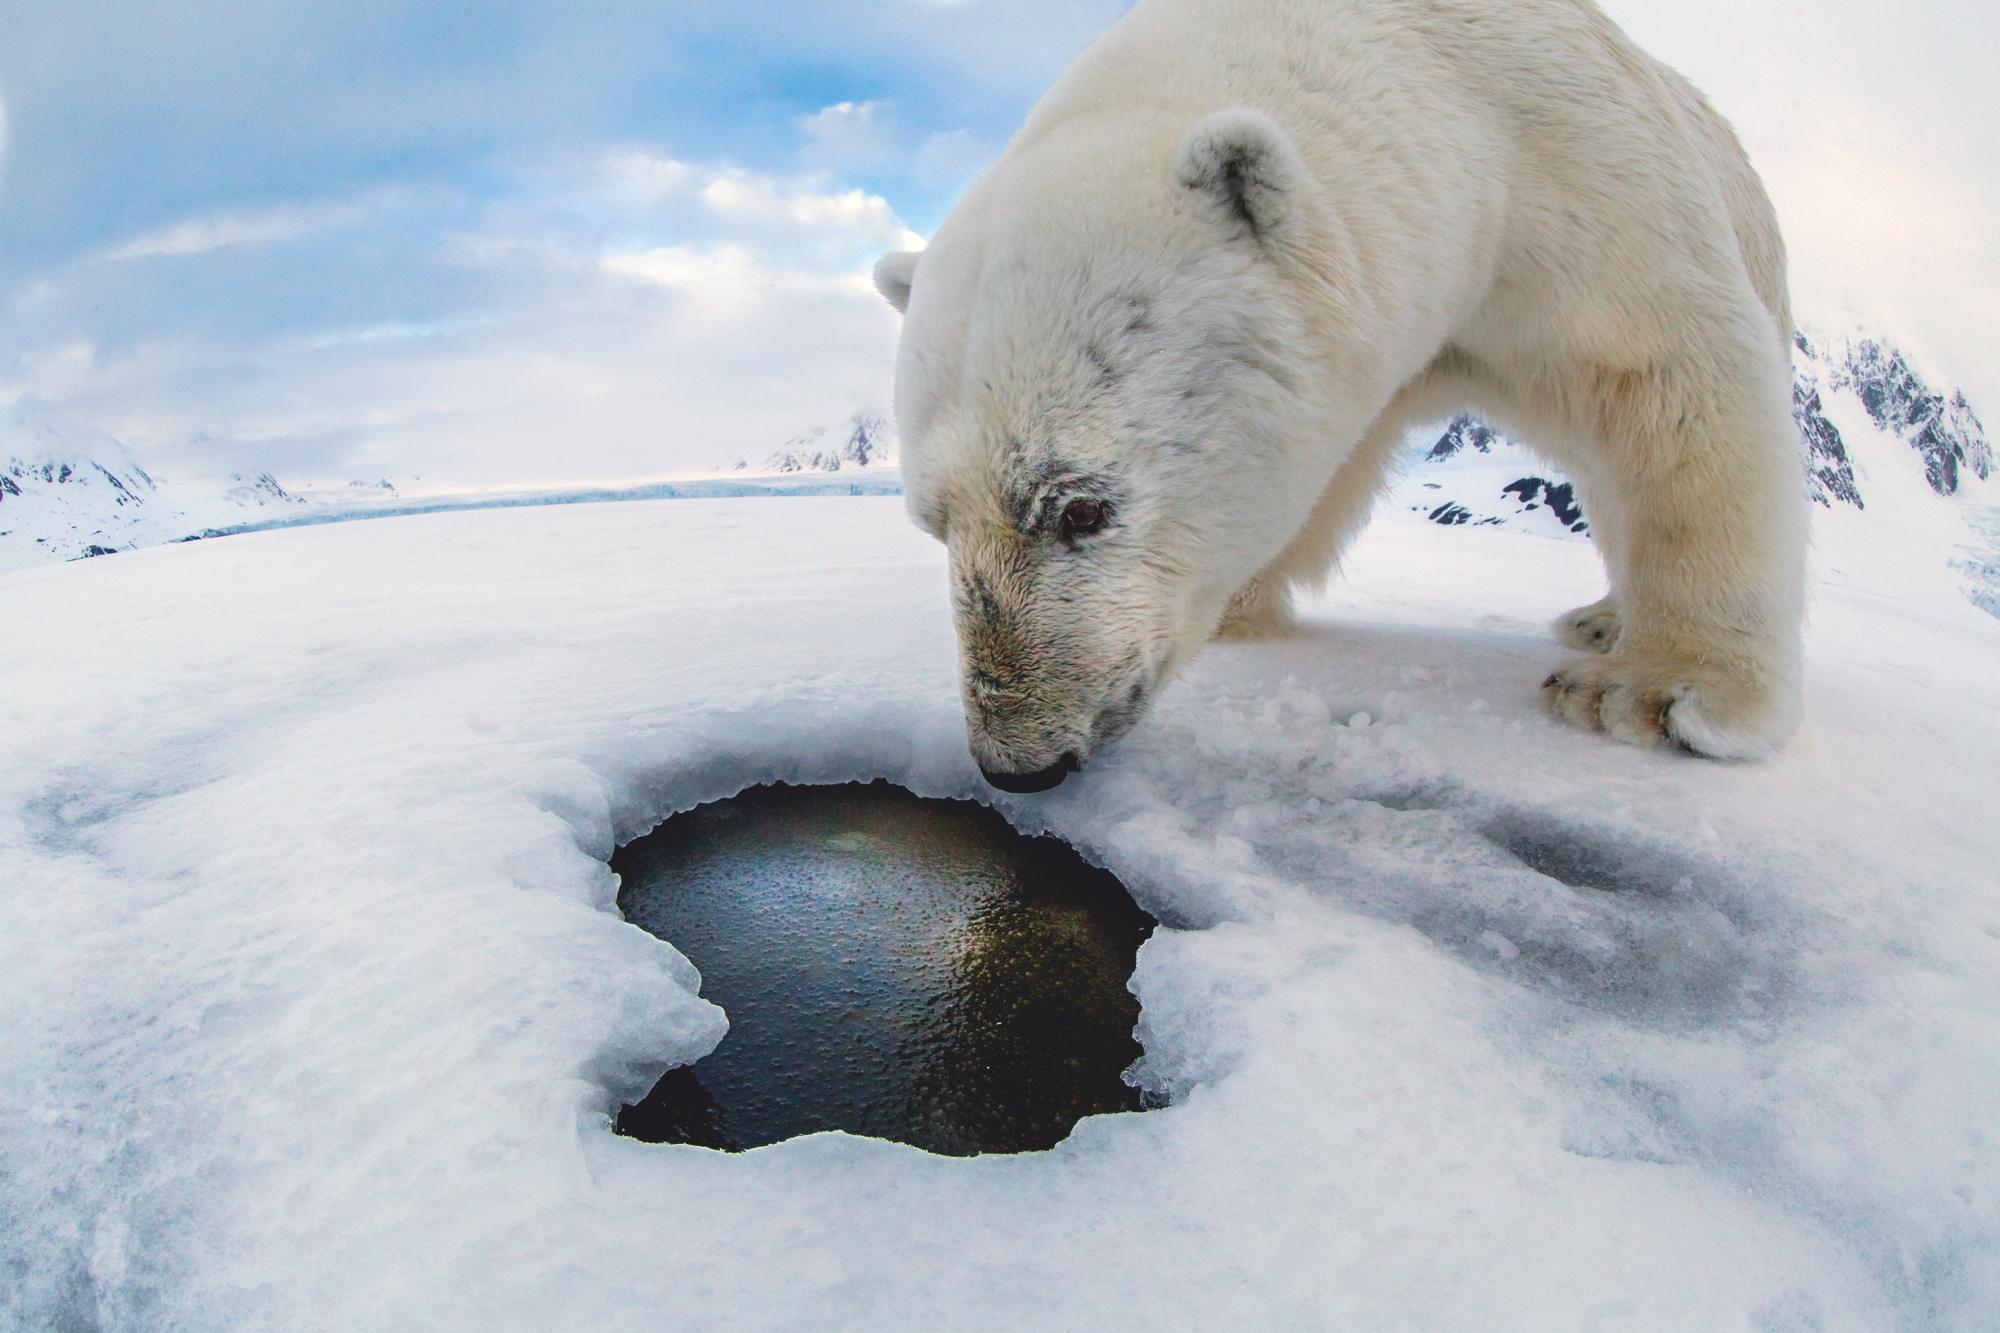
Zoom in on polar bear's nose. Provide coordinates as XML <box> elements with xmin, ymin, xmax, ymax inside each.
<box><xmin>978</xmin><ymin>753</ymin><xmax>1078</xmax><ymax>794</ymax></box>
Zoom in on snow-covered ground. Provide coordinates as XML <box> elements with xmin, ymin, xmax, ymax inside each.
<box><xmin>4</xmin><ymin>482</ymin><xmax>1997</xmax><ymax>1328</ymax></box>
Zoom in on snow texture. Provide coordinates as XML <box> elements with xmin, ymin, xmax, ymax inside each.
<box><xmin>4</xmin><ymin>484</ymin><xmax>1998</xmax><ymax>1330</ymax></box>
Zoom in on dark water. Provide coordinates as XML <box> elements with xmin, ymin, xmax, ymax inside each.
<box><xmin>613</xmin><ymin>782</ymin><xmax>1156</xmax><ymax>1156</ymax></box>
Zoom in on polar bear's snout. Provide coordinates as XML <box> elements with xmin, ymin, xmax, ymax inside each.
<box><xmin>953</xmin><ymin>554</ymin><xmax>1166</xmax><ymax>792</ymax></box>
<box><xmin>961</xmin><ymin>630</ymin><xmax>1164</xmax><ymax>793</ymax></box>
<box><xmin>957</xmin><ymin>634</ymin><xmax>1102</xmax><ymax>793</ymax></box>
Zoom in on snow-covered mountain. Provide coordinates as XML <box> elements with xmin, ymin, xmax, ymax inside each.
<box><xmin>1403</xmin><ymin>415</ymin><xmax>1595</xmax><ymax>538</ymax></box>
<box><xmin>7</xmin><ymin>336</ymin><xmax>1989</xmax><ymax>602</ymax></box>
<box><xmin>729</xmin><ymin>411</ymin><xmax>896</xmax><ymax>475</ymax></box>
<box><xmin>1809</xmin><ymin>331</ymin><xmax>1992</xmax><ymax>498</ymax></box>
<box><xmin>0</xmin><ymin>409</ymin><xmax>308</xmax><ymax>574</ymax></box>
<box><xmin>284</xmin><ymin>475</ymin><xmax>420</xmax><ymax>512</ymax></box>
<box><xmin>1399</xmin><ymin>330</ymin><xmax>1996</xmax><ymax>614</ymax></box>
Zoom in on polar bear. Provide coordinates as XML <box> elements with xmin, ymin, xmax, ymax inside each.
<box><xmin>873</xmin><ymin>0</ymin><xmax>1806</xmax><ymax>792</ymax></box>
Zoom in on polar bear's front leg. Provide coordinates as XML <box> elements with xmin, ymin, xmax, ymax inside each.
<box><xmin>1212</xmin><ymin>397</ymin><xmax>1417</xmax><ymax>645</ymax></box>
<box><xmin>1215</xmin><ymin>574</ymin><xmax>1296</xmax><ymax>641</ymax></box>
<box><xmin>1540</xmin><ymin>339</ymin><xmax>1806</xmax><ymax>760</ymax></box>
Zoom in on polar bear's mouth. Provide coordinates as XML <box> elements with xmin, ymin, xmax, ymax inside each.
<box><xmin>979</xmin><ymin>752</ymin><xmax>1079</xmax><ymax>794</ymax></box>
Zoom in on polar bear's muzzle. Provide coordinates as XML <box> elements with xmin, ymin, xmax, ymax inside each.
<box><xmin>948</xmin><ymin>525</ymin><xmax>1174</xmax><ymax>793</ymax></box>
<box><xmin>967</xmin><ymin>664</ymin><xmax>1161</xmax><ymax>794</ymax></box>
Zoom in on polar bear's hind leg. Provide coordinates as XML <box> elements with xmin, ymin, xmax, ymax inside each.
<box><xmin>1540</xmin><ymin>316</ymin><xmax>1806</xmax><ymax>760</ymax></box>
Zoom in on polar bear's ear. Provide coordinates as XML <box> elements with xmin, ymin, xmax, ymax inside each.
<box><xmin>1175</xmin><ymin>109</ymin><xmax>1310</xmax><ymax>246</ymax></box>
<box><xmin>873</xmin><ymin>250</ymin><xmax>922</xmax><ymax>313</ymax></box>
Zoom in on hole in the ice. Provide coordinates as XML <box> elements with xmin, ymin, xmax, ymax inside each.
<box><xmin>613</xmin><ymin>781</ymin><xmax>1158</xmax><ymax>1156</ymax></box>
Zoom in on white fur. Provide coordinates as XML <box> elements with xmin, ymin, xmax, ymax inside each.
<box><xmin>873</xmin><ymin>251</ymin><xmax>921</xmax><ymax>314</ymax></box>
<box><xmin>878</xmin><ymin>0</ymin><xmax>1807</xmax><ymax>778</ymax></box>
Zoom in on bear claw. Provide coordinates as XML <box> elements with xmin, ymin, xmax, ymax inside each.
<box><xmin>1539</xmin><ymin>651</ymin><xmax>1796</xmax><ymax>761</ymax></box>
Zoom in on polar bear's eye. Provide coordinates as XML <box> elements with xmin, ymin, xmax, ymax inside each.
<box><xmin>1060</xmin><ymin>498</ymin><xmax>1109</xmax><ymax>541</ymax></box>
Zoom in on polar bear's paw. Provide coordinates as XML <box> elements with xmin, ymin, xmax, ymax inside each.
<box><xmin>1539</xmin><ymin>651</ymin><xmax>1799</xmax><ymax>761</ymax></box>
<box><xmin>1554</xmin><ymin>597</ymin><xmax>1622</xmax><ymax>654</ymax></box>
<box><xmin>1214</xmin><ymin>577</ymin><xmax>1296</xmax><ymax>642</ymax></box>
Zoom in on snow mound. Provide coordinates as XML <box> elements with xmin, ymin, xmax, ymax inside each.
<box><xmin>3</xmin><ymin>496</ymin><xmax>1997</xmax><ymax>1328</ymax></box>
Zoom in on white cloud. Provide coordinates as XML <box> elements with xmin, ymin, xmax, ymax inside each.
<box><xmin>793</xmin><ymin>101</ymin><xmax>993</xmax><ymax>203</ymax></box>
<box><xmin>173</xmin><ymin>258</ymin><xmax>904</xmax><ymax>485</ymax></box>
<box><xmin>600</xmin><ymin>240</ymin><xmax>868</xmax><ymax>308</ymax></box>
<box><xmin>21</xmin><ymin>152</ymin><xmax>912</xmax><ymax>485</ymax></box>
<box><xmin>103</xmin><ymin>206</ymin><xmax>326</xmax><ymax>262</ymax></box>
<box><xmin>796</xmin><ymin>100</ymin><xmax>900</xmax><ymax>171</ymax></box>
<box><xmin>600</xmin><ymin>242</ymin><xmax>876</xmax><ymax>319</ymax></box>
<box><xmin>798</xmin><ymin>100</ymin><xmax>881</xmax><ymax>148</ymax></box>
<box><xmin>593</xmin><ymin>145</ymin><xmax>695</xmax><ymax>202</ymax></box>
<box><xmin>601</xmin><ymin>241</ymin><xmax>763</xmax><ymax>294</ymax></box>
<box><xmin>569</xmin><ymin>148</ymin><xmax>925</xmax><ymax>259</ymax></box>
<box><xmin>290</xmin><ymin>319</ymin><xmax>476</xmax><ymax>354</ymax></box>
<box><xmin>911</xmin><ymin>128</ymin><xmax>992</xmax><ymax>198</ymax></box>
<box><xmin>7</xmin><ymin>340</ymin><xmax>99</xmax><ymax>402</ymax></box>
<box><xmin>0</xmin><ymin>91</ymin><xmax>10</xmax><ymax>185</ymax></box>
<box><xmin>99</xmin><ymin>187</ymin><xmax>429</xmax><ymax>263</ymax></box>
<box><xmin>699</xmin><ymin>170</ymin><xmax>923</xmax><ymax>253</ymax></box>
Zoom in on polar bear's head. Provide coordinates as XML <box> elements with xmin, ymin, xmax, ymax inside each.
<box><xmin>875</xmin><ymin>110</ymin><xmax>1335</xmax><ymax>792</ymax></box>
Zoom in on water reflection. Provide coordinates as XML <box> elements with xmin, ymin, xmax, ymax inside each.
<box><xmin>614</xmin><ymin>782</ymin><xmax>1155</xmax><ymax>1155</ymax></box>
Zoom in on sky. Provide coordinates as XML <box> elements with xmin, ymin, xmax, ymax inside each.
<box><xmin>1</xmin><ymin>0</ymin><xmax>1995</xmax><ymax>487</ymax></box>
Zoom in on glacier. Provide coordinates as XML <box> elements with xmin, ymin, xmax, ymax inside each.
<box><xmin>0</xmin><ymin>405</ymin><xmax>901</xmax><ymax>576</ymax></box>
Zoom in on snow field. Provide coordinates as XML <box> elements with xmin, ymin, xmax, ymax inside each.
<box><xmin>3</xmin><ymin>496</ymin><xmax>1998</xmax><ymax>1329</ymax></box>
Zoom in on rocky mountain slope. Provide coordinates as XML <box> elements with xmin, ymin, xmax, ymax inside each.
<box><xmin>1396</xmin><ymin>328</ymin><xmax>1997</xmax><ymax>617</ymax></box>
<box><xmin>1404</xmin><ymin>328</ymin><xmax>1990</xmax><ymax>527</ymax></box>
